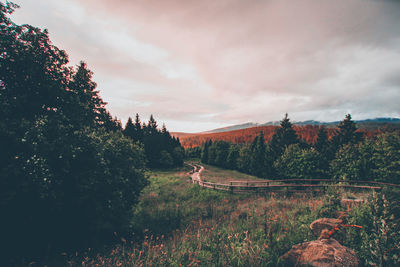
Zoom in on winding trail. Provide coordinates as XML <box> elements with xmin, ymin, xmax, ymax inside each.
<box><xmin>188</xmin><ymin>164</ymin><xmax>204</xmax><ymax>185</ymax></box>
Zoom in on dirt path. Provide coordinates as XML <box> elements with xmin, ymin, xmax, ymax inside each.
<box><xmin>189</xmin><ymin>164</ymin><xmax>204</xmax><ymax>184</ymax></box>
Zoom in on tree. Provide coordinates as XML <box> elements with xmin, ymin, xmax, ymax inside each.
<box><xmin>274</xmin><ymin>144</ymin><xmax>326</xmax><ymax>179</ymax></box>
<box><xmin>371</xmin><ymin>133</ymin><xmax>400</xmax><ymax>183</ymax></box>
<box><xmin>201</xmin><ymin>140</ymin><xmax>211</xmax><ymax>164</ymax></box>
<box><xmin>0</xmin><ymin>5</ymin><xmax>148</xmax><ymax>262</ymax></box>
<box><xmin>249</xmin><ymin>132</ymin><xmax>270</xmax><ymax>177</ymax></box>
<box><xmin>226</xmin><ymin>144</ymin><xmax>240</xmax><ymax>170</ymax></box>
<box><xmin>214</xmin><ymin>141</ymin><xmax>230</xmax><ymax>167</ymax></box>
<box><xmin>68</xmin><ymin>61</ymin><xmax>106</xmax><ymax>127</ymax></box>
<box><xmin>159</xmin><ymin>150</ymin><xmax>173</xmax><ymax>168</ymax></box>
<box><xmin>332</xmin><ymin>114</ymin><xmax>363</xmax><ymax>149</ymax></box>
<box><xmin>133</xmin><ymin>113</ymin><xmax>143</xmax><ymax>142</ymax></box>
<box><xmin>269</xmin><ymin>113</ymin><xmax>299</xmax><ymax>160</ymax></box>
<box><xmin>123</xmin><ymin>117</ymin><xmax>135</xmax><ymax>139</ymax></box>
<box><xmin>314</xmin><ymin>126</ymin><xmax>329</xmax><ymax>154</ymax></box>
<box><xmin>237</xmin><ymin>145</ymin><xmax>251</xmax><ymax>173</ymax></box>
<box><xmin>330</xmin><ymin>142</ymin><xmax>373</xmax><ymax>181</ymax></box>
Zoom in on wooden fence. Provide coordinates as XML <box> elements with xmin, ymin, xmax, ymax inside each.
<box><xmin>188</xmin><ymin>164</ymin><xmax>400</xmax><ymax>194</ymax></box>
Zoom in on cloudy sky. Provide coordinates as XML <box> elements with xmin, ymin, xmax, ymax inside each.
<box><xmin>11</xmin><ymin>0</ymin><xmax>400</xmax><ymax>132</ymax></box>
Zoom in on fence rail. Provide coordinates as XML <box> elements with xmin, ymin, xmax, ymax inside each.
<box><xmin>187</xmin><ymin>164</ymin><xmax>400</xmax><ymax>194</ymax></box>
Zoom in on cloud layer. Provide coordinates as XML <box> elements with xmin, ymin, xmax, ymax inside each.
<box><xmin>12</xmin><ymin>0</ymin><xmax>400</xmax><ymax>132</ymax></box>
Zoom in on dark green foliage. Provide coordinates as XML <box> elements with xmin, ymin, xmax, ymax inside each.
<box><xmin>371</xmin><ymin>133</ymin><xmax>400</xmax><ymax>183</ymax></box>
<box><xmin>249</xmin><ymin>132</ymin><xmax>270</xmax><ymax>177</ymax></box>
<box><xmin>201</xmin><ymin>139</ymin><xmax>212</xmax><ymax>164</ymax></box>
<box><xmin>346</xmin><ymin>191</ymin><xmax>400</xmax><ymax>266</ymax></box>
<box><xmin>0</xmin><ymin>4</ymin><xmax>147</xmax><ymax>263</ymax></box>
<box><xmin>274</xmin><ymin>144</ymin><xmax>327</xmax><ymax>179</ymax></box>
<box><xmin>330</xmin><ymin>141</ymin><xmax>374</xmax><ymax>181</ymax></box>
<box><xmin>237</xmin><ymin>145</ymin><xmax>251</xmax><ymax>173</ymax></box>
<box><xmin>123</xmin><ymin>115</ymin><xmax>184</xmax><ymax>168</ymax></box>
<box><xmin>214</xmin><ymin>141</ymin><xmax>230</xmax><ymax>167</ymax></box>
<box><xmin>185</xmin><ymin>146</ymin><xmax>202</xmax><ymax>159</ymax></box>
<box><xmin>226</xmin><ymin>144</ymin><xmax>240</xmax><ymax>169</ymax></box>
<box><xmin>332</xmin><ymin>114</ymin><xmax>363</xmax><ymax>149</ymax></box>
<box><xmin>269</xmin><ymin>113</ymin><xmax>300</xmax><ymax>164</ymax></box>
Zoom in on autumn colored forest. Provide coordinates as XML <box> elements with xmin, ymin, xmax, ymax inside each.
<box><xmin>175</xmin><ymin>125</ymin><xmax>384</xmax><ymax>148</ymax></box>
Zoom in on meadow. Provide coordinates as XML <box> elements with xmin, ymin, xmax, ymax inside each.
<box><xmin>64</xmin><ymin>162</ymin><xmax>399</xmax><ymax>266</ymax></box>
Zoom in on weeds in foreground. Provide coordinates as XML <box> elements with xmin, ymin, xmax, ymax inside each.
<box><xmin>67</xmin><ymin>168</ymin><xmax>399</xmax><ymax>266</ymax></box>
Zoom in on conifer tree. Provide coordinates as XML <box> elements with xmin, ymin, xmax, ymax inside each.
<box><xmin>133</xmin><ymin>113</ymin><xmax>143</xmax><ymax>142</ymax></box>
<box><xmin>269</xmin><ymin>113</ymin><xmax>299</xmax><ymax>160</ymax></box>
<box><xmin>249</xmin><ymin>132</ymin><xmax>269</xmax><ymax>177</ymax></box>
<box><xmin>69</xmin><ymin>61</ymin><xmax>106</xmax><ymax>127</ymax></box>
<box><xmin>201</xmin><ymin>140</ymin><xmax>210</xmax><ymax>164</ymax></box>
<box><xmin>332</xmin><ymin>114</ymin><xmax>363</xmax><ymax>148</ymax></box>
<box><xmin>123</xmin><ymin>117</ymin><xmax>135</xmax><ymax>139</ymax></box>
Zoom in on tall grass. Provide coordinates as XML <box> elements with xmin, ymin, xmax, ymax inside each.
<box><xmin>66</xmin><ymin>165</ymin><xmax>398</xmax><ymax>266</ymax></box>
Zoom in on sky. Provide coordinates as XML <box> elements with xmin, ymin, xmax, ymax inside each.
<box><xmin>10</xmin><ymin>0</ymin><xmax>400</xmax><ymax>132</ymax></box>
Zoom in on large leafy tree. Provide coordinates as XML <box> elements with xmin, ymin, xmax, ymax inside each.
<box><xmin>0</xmin><ymin>3</ymin><xmax>147</xmax><ymax>262</ymax></box>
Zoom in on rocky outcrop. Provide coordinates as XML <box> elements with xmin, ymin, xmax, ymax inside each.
<box><xmin>310</xmin><ymin>218</ymin><xmax>343</xmax><ymax>238</ymax></box>
<box><xmin>281</xmin><ymin>238</ymin><xmax>359</xmax><ymax>267</ymax></box>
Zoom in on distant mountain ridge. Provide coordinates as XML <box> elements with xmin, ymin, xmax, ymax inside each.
<box><xmin>202</xmin><ymin>117</ymin><xmax>400</xmax><ymax>134</ymax></box>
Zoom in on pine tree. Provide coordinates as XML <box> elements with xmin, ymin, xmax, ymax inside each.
<box><xmin>133</xmin><ymin>113</ymin><xmax>143</xmax><ymax>142</ymax></box>
<box><xmin>269</xmin><ymin>113</ymin><xmax>299</xmax><ymax>160</ymax></box>
<box><xmin>249</xmin><ymin>132</ymin><xmax>269</xmax><ymax>177</ymax></box>
<box><xmin>332</xmin><ymin>114</ymin><xmax>363</xmax><ymax>148</ymax></box>
<box><xmin>68</xmin><ymin>61</ymin><xmax>106</xmax><ymax>127</ymax></box>
<box><xmin>201</xmin><ymin>140</ymin><xmax>210</xmax><ymax>164</ymax></box>
<box><xmin>123</xmin><ymin>117</ymin><xmax>135</xmax><ymax>139</ymax></box>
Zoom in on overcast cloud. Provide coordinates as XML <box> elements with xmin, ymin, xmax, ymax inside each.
<box><xmin>11</xmin><ymin>0</ymin><xmax>400</xmax><ymax>132</ymax></box>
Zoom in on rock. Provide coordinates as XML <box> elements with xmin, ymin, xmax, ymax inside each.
<box><xmin>281</xmin><ymin>238</ymin><xmax>359</xmax><ymax>267</ymax></box>
<box><xmin>310</xmin><ymin>218</ymin><xmax>342</xmax><ymax>237</ymax></box>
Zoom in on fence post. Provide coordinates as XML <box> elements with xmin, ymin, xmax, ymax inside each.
<box><xmin>230</xmin><ymin>181</ymin><xmax>233</xmax><ymax>194</ymax></box>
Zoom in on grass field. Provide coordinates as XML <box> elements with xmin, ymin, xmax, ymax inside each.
<box><xmin>66</xmin><ymin>162</ymin><xmax>399</xmax><ymax>266</ymax></box>
<box><xmin>187</xmin><ymin>160</ymin><xmax>265</xmax><ymax>184</ymax></box>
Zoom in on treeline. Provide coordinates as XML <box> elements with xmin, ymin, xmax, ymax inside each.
<box><xmin>195</xmin><ymin>114</ymin><xmax>400</xmax><ymax>183</ymax></box>
<box><xmin>178</xmin><ymin>124</ymin><xmax>383</xmax><ymax>148</ymax></box>
<box><xmin>0</xmin><ymin>3</ymin><xmax>180</xmax><ymax>264</ymax></box>
<box><xmin>123</xmin><ymin>114</ymin><xmax>184</xmax><ymax>168</ymax></box>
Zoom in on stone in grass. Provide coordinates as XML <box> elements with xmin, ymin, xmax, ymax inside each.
<box><xmin>310</xmin><ymin>218</ymin><xmax>343</xmax><ymax>237</ymax></box>
<box><xmin>280</xmin><ymin>238</ymin><xmax>359</xmax><ymax>267</ymax></box>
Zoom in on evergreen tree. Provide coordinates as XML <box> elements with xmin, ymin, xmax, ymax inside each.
<box><xmin>332</xmin><ymin>114</ymin><xmax>363</xmax><ymax>148</ymax></box>
<box><xmin>269</xmin><ymin>113</ymin><xmax>299</xmax><ymax>160</ymax></box>
<box><xmin>249</xmin><ymin>132</ymin><xmax>269</xmax><ymax>177</ymax></box>
<box><xmin>133</xmin><ymin>113</ymin><xmax>143</xmax><ymax>142</ymax></box>
<box><xmin>123</xmin><ymin>117</ymin><xmax>135</xmax><ymax>139</ymax></box>
<box><xmin>68</xmin><ymin>61</ymin><xmax>106</xmax><ymax>127</ymax></box>
<box><xmin>226</xmin><ymin>144</ymin><xmax>240</xmax><ymax>170</ymax></box>
<box><xmin>314</xmin><ymin>126</ymin><xmax>333</xmax><ymax>172</ymax></box>
<box><xmin>201</xmin><ymin>140</ymin><xmax>210</xmax><ymax>164</ymax></box>
<box><xmin>314</xmin><ymin>126</ymin><xmax>329</xmax><ymax>153</ymax></box>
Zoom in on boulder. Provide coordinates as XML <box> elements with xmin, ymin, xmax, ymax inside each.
<box><xmin>281</xmin><ymin>238</ymin><xmax>359</xmax><ymax>267</ymax></box>
<box><xmin>310</xmin><ymin>218</ymin><xmax>342</xmax><ymax>237</ymax></box>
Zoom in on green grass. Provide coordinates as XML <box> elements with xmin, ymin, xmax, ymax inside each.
<box><xmin>66</xmin><ymin>163</ymin><xmax>396</xmax><ymax>266</ymax></box>
<box><xmin>200</xmin><ymin>163</ymin><xmax>265</xmax><ymax>184</ymax></box>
